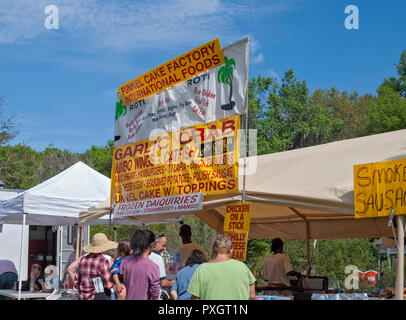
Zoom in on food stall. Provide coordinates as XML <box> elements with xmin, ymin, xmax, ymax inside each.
<box><xmin>77</xmin><ymin>129</ymin><xmax>406</xmax><ymax>300</ymax></box>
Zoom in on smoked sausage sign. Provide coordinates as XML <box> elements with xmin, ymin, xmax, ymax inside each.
<box><xmin>354</xmin><ymin>158</ymin><xmax>406</xmax><ymax>218</ymax></box>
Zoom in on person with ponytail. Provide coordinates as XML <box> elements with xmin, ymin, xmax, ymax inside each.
<box><xmin>119</xmin><ymin>230</ymin><xmax>160</xmax><ymax>300</ymax></box>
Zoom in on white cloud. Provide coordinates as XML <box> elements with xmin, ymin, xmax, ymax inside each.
<box><xmin>253</xmin><ymin>53</ymin><xmax>264</xmax><ymax>64</ymax></box>
<box><xmin>0</xmin><ymin>0</ymin><xmax>295</xmax><ymax>50</ymax></box>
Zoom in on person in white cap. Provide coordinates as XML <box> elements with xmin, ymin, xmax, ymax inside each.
<box><xmin>74</xmin><ymin>233</ymin><xmax>118</xmax><ymax>300</ymax></box>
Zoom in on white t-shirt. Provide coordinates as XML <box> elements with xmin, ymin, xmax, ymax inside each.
<box><xmin>178</xmin><ymin>243</ymin><xmax>207</xmax><ymax>266</ymax></box>
<box><xmin>149</xmin><ymin>252</ymin><xmax>166</xmax><ymax>280</ymax></box>
<box><xmin>263</xmin><ymin>253</ymin><xmax>293</xmax><ymax>286</ymax></box>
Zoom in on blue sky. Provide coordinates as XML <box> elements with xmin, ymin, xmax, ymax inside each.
<box><xmin>0</xmin><ymin>0</ymin><xmax>405</xmax><ymax>153</ymax></box>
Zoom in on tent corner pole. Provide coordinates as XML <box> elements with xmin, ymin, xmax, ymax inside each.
<box><xmin>395</xmin><ymin>215</ymin><xmax>404</xmax><ymax>300</ymax></box>
<box><xmin>18</xmin><ymin>213</ymin><xmax>27</xmax><ymax>300</ymax></box>
<box><xmin>108</xmin><ymin>209</ymin><xmax>112</xmax><ymax>238</ymax></box>
<box><xmin>76</xmin><ymin>225</ymin><xmax>81</xmax><ymax>260</ymax></box>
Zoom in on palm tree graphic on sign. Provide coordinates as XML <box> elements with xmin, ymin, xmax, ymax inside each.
<box><xmin>114</xmin><ymin>99</ymin><xmax>126</xmax><ymax>141</ymax></box>
<box><xmin>115</xmin><ymin>99</ymin><xmax>127</xmax><ymax>120</ymax></box>
<box><xmin>218</xmin><ymin>56</ymin><xmax>236</xmax><ymax>111</ymax></box>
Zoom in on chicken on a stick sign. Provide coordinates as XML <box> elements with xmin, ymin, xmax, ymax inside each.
<box><xmin>224</xmin><ymin>202</ymin><xmax>251</xmax><ymax>261</ymax></box>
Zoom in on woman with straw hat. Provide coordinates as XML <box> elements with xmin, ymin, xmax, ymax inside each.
<box><xmin>74</xmin><ymin>233</ymin><xmax>118</xmax><ymax>300</ymax></box>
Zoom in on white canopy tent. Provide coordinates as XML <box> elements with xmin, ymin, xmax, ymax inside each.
<box><xmin>0</xmin><ymin>161</ymin><xmax>113</xmax><ymax>299</ymax></box>
<box><xmin>0</xmin><ymin>161</ymin><xmax>111</xmax><ymax>225</ymax></box>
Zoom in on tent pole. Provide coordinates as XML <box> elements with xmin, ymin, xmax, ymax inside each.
<box><xmin>242</xmin><ymin>38</ymin><xmax>250</xmax><ymax>203</ymax></box>
<box><xmin>108</xmin><ymin>208</ymin><xmax>112</xmax><ymax>238</ymax></box>
<box><xmin>18</xmin><ymin>213</ymin><xmax>27</xmax><ymax>301</ymax></box>
<box><xmin>395</xmin><ymin>215</ymin><xmax>404</xmax><ymax>300</ymax></box>
<box><xmin>76</xmin><ymin>226</ymin><xmax>81</xmax><ymax>260</ymax></box>
<box><xmin>242</xmin><ymin>113</ymin><xmax>248</xmax><ymax>203</ymax></box>
<box><xmin>306</xmin><ymin>221</ymin><xmax>310</xmax><ymax>274</ymax></box>
<box><xmin>57</xmin><ymin>226</ymin><xmax>63</xmax><ymax>282</ymax></box>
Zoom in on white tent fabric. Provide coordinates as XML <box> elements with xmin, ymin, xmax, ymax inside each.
<box><xmin>0</xmin><ymin>161</ymin><xmax>111</xmax><ymax>225</ymax></box>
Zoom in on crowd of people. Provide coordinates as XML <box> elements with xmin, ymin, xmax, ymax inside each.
<box><xmin>0</xmin><ymin>223</ymin><xmax>300</xmax><ymax>301</ymax></box>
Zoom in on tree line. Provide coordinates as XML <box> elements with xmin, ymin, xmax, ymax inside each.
<box><xmin>0</xmin><ymin>49</ymin><xmax>405</xmax><ymax>288</ymax></box>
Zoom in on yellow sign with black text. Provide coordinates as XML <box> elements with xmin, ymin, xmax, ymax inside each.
<box><xmin>227</xmin><ymin>231</ymin><xmax>248</xmax><ymax>262</ymax></box>
<box><xmin>223</xmin><ymin>202</ymin><xmax>251</xmax><ymax>233</ymax></box>
<box><xmin>354</xmin><ymin>158</ymin><xmax>406</xmax><ymax>218</ymax></box>
<box><xmin>119</xmin><ymin>38</ymin><xmax>225</xmax><ymax>106</ymax></box>
<box><xmin>111</xmin><ymin>116</ymin><xmax>239</xmax><ymax>204</ymax></box>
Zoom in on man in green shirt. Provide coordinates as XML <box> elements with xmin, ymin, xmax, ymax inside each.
<box><xmin>188</xmin><ymin>234</ymin><xmax>256</xmax><ymax>300</ymax></box>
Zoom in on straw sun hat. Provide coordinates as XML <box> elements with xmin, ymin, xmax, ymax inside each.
<box><xmin>83</xmin><ymin>233</ymin><xmax>118</xmax><ymax>254</ymax></box>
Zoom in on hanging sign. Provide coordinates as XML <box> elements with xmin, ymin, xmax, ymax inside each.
<box><xmin>111</xmin><ymin>116</ymin><xmax>240</xmax><ymax>204</ymax></box>
<box><xmin>224</xmin><ymin>202</ymin><xmax>251</xmax><ymax>262</ymax></box>
<box><xmin>354</xmin><ymin>158</ymin><xmax>406</xmax><ymax>219</ymax></box>
<box><xmin>114</xmin><ymin>38</ymin><xmax>249</xmax><ymax>147</ymax></box>
<box><xmin>227</xmin><ymin>231</ymin><xmax>249</xmax><ymax>262</ymax></box>
<box><xmin>223</xmin><ymin>202</ymin><xmax>251</xmax><ymax>233</ymax></box>
<box><xmin>118</xmin><ymin>38</ymin><xmax>225</xmax><ymax>106</ymax></box>
<box><xmin>113</xmin><ymin>193</ymin><xmax>203</xmax><ymax>218</ymax></box>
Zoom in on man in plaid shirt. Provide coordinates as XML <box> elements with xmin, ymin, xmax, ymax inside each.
<box><xmin>74</xmin><ymin>233</ymin><xmax>117</xmax><ymax>300</ymax></box>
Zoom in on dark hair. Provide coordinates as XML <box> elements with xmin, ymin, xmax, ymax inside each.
<box><xmin>31</xmin><ymin>264</ymin><xmax>42</xmax><ymax>272</ymax></box>
<box><xmin>130</xmin><ymin>230</ymin><xmax>154</xmax><ymax>256</ymax></box>
<box><xmin>179</xmin><ymin>224</ymin><xmax>191</xmax><ymax>237</ymax></box>
<box><xmin>144</xmin><ymin>230</ymin><xmax>156</xmax><ymax>244</ymax></box>
<box><xmin>271</xmin><ymin>238</ymin><xmax>283</xmax><ymax>252</ymax></box>
<box><xmin>117</xmin><ymin>239</ymin><xmax>131</xmax><ymax>258</ymax></box>
<box><xmin>185</xmin><ymin>249</ymin><xmax>207</xmax><ymax>267</ymax></box>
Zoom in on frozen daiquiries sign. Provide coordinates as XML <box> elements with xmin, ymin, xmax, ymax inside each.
<box><xmin>114</xmin><ymin>193</ymin><xmax>203</xmax><ymax>218</ymax></box>
<box><xmin>111</xmin><ymin>38</ymin><xmax>249</xmax><ymax>218</ymax></box>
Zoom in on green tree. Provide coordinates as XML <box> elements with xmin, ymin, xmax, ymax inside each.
<box><xmin>0</xmin><ymin>144</ymin><xmax>39</xmax><ymax>189</ymax></box>
<box><xmin>365</xmin><ymin>49</ymin><xmax>406</xmax><ymax>134</ymax></box>
<box><xmin>311</xmin><ymin>87</ymin><xmax>375</xmax><ymax>140</ymax></box>
<box><xmin>249</xmin><ymin>70</ymin><xmax>342</xmax><ymax>155</ymax></box>
<box><xmin>366</xmin><ymin>85</ymin><xmax>406</xmax><ymax>134</ymax></box>
<box><xmin>82</xmin><ymin>140</ymin><xmax>114</xmax><ymax>177</ymax></box>
<box><xmin>312</xmin><ymin>239</ymin><xmax>379</xmax><ymax>287</ymax></box>
<box><xmin>0</xmin><ymin>97</ymin><xmax>19</xmax><ymax>145</ymax></box>
<box><xmin>35</xmin><ymin>145</ymin><xmax>81</xmax><ymax>182</ymax></box>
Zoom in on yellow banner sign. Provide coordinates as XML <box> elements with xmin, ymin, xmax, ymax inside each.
<box><xmin>111</xmin><ymin>116</ymin><xmax>239</xmax><ymax>204</ymax></box>
<box><xmin>223</xmin><ymin>202</ymin><xmax>251</xmax><ymax>233</ymax></box>
<box><xmin>354</xmin><ymin>158</ymin><xmax>406</xmax><ymax>219</ymax></box>
<box><xmin>118</xmin><ymin>38</ymin><xmax>225</xmax><ymax>106</ymax></box>
<box><xmin>227</xmin><ymin>232</ymin><xmax>248</xmax><ymax>262</ymax></box>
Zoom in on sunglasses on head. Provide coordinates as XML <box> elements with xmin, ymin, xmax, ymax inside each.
<box><xmin>155</xmin><ymin>233</ymin><xmax>165</xmax><ymax>241</ymax></box>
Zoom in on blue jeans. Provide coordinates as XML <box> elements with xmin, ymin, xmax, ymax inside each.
<box><xmin>0</xmin><ymin>272</ymin><xmax>18</xmax><ymax>300</ymax></box>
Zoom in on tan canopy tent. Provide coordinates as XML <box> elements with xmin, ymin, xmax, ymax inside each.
<box><xmin>79</xmin><ymin>128</ymin><xmax>406</xmax><ymax>298</ymax></box>
<box><xmin>80</xmin><ymin>128</ymin><xmax>406</xmax><ymax>239</ymax></box>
